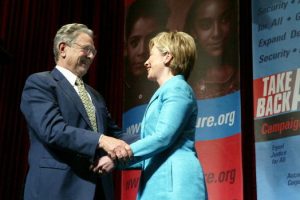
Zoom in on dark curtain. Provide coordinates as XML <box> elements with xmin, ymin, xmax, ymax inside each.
<box><xmin>0</xmin><ymin>0</ymin><xmax>124</xmax><ymax>199</ymax></box>
<box><xmin>239</xmin><ymin>0</ymin><xmax>257</xmax><ymax>199</ymax></box>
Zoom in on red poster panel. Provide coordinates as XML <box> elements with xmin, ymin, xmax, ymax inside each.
<box><xmin>115</xmin><ymin>170</ymin><xmax>141</xmax><ymax>200</ymax></box>
<box><xmin>196</xmin><ymin>134</ymin><xmax>243</xmax><ymax>200</ymax></box>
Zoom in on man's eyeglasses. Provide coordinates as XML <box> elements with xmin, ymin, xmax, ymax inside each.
<box><xmin>72</xmin><ymin>43</ymin><xmax>97</xmax><ymax>56</ymax></box>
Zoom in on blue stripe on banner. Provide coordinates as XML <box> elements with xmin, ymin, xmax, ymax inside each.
<box><xmin>195</xmin><ymin>91</ymin><xmax>241</xmax><ymax>141</ymax></box>
<box><xmin>123</xmin><ymin>92</ymin><xmax>241</xmax><ymax>141</ymax></box>
<box><xmin>123</xmin><ymin>104</ymin><xmax>147</xmax><ymax>135</ymax></box>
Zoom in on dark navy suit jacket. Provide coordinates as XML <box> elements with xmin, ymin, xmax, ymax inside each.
<box><xmin>20</xmin><ymin>68</ymin><xmax>128</xmax><ymax>200</ymax></box>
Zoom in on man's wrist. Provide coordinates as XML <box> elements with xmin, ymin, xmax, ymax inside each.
<box><xmin>99</xmin><ymin>134</ymin><xmax>104</xmax><ymax>148</ymax></box>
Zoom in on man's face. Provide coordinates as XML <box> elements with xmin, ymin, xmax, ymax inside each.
<box><xmin>63</xmin><ymin>33</ymin><xmax>96</xmax><ymax>77</ymax></box>
<box><xmin>192</xmin><ymin>0</ymin><xmax>231</xmax><ymax>57</ymax></box>
<box><xmin>127</xmin><ymin>17</ymin><xmax>161</xmax><ymax>77</ymax></box>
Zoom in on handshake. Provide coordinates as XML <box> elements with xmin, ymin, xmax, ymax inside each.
<box><xmin>90</xmin><ymin>135</ymin><xmax>133</xmax><ymax>175</ymax></box>
<box><xmin>98</xmin><ymin>135</ymin><xmax>133</xmax><ymax>161</ymax></box>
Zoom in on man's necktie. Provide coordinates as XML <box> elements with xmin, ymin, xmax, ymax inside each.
<box><xmin>75</xmin><ymin>78</ymin><xmax>98</xmax><ymax>132</ymax></box>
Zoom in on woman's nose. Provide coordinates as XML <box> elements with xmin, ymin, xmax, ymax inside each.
<box><xmin>144</xmin><ymin>59</ymin><xmax>149</xmax><ymax>67</ymax></box>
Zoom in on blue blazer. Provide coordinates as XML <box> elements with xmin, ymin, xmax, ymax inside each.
<box><xmin>130</xmin><ymin>75</ymin><xmax>207</xmax><ymax>200</ymax></box>
<box><xmin>20</xmin><ymin>68</ymin><xmax>124</xmax><ymax>200</ymax></box>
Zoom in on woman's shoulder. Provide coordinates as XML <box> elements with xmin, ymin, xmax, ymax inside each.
<box><xmin>160</xmin><ymin>76</ymin><xmax>195</xmax><ymax>100</ymax></box>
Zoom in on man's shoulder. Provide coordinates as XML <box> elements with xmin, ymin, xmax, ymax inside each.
<box><xmin>28</xmin><ymin>71</ymin><xmax>51</xmax><ymax>79</ymax></box>
<box><xmin>26</xmin><ymin>71</ymin><xmax>54</xmax><ymax>86</ymax></box>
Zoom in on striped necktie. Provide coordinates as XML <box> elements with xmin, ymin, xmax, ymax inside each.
<box><xmin>75</xmin><ymin>78</ymin><xmax>98</xmax><ymax>132</ymax></box>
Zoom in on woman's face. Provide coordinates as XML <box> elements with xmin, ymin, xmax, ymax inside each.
<box><xmin>144</xmin><ymin>46</ymin><xmax>165</xmax><ymax>82</ymax></box>
<box><xmin>192</xmin><ymin>0</ymin><xmax>232</xmax><ymax>57</ymax></box>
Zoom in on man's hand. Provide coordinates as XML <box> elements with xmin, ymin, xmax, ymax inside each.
<box><xmin>99</xmin><ymin>135</ymin><xmax>132</xmax><ymax>160</ymax></box>
<box><xmin>90</xmin><ymin>156</ymin><xmax>115</xmax><ymax>175</ymax></box>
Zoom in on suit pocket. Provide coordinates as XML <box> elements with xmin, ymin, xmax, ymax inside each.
<box><xmin>39</xmin><ymin>158</ymin><xmax>69</xmax><ymax>170</ymax></box>
<box><xmin>37</xmin><ymin>158</ymin><xmax>69</xmax><ymax>197</ymax></box>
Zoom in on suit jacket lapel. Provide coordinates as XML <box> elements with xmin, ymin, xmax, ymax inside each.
<box><xmin>144</xmin><ymin>88</ymin><xmax>160</xmax><ymax>114</ymax></box>
<box><xmin>140</xmin><ymin>88</ymin><xmax>160</xmax><ymax>138</ymax></box>
<box><xmin>51</xmin><ymin>69</ymin><xmax>93</xmax><ymax>129</ymax></box>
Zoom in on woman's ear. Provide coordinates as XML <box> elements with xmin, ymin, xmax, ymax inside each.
<box><xmin>163</xmin><ymin>52</ymin><xmax>173</xmax><ymax>65</ymax></box>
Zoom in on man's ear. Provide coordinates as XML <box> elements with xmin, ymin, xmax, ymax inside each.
<box><xmin>163</xmin><ymin>52</ymin><xmax>173</xmax><ymax>65</ymax></box>
<box><xmin>58</xmin><ymin>42</ymin><xmax>67</xmax><ymax>58</ymax></box>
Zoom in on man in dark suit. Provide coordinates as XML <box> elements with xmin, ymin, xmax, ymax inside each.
<box><xmin>20</xmin><ymin>23</ymin><xmax>132</xmax><ymax>200</ymax></box>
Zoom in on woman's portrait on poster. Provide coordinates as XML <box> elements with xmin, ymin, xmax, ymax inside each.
<box><xmin>185</xmin><ymin>0</ymin><xmax>239</xmax><ymax>99</ymax></box>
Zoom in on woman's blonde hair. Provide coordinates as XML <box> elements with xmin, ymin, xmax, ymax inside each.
<box><xmin>148</xmin><ymin>31</ymin><xmax>197</xmax><ymax>79</ymax></box>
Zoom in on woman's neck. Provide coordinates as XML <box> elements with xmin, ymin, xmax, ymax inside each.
<box><xmin>157</xmin><ymin>71</ymin><xmax>174</xmax><ymax>86</ymax></box>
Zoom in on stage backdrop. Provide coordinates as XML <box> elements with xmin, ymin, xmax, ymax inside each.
<box><xmin>252</xmin><ymin>0</ymin><xmax>300</xmax><ymax>199</ymax></box>
<box><xmin>120</xmin><ymin>0</ymin><xmax>243</xmax><ymax>199</ymax></box>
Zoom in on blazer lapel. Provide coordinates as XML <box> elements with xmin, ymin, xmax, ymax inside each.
<box><xmin>144</xmin><ymin>88</ymin><xmax>160</xmax><ymax>115</ymax></box>
<box><xmin>51</xmin><ymin>69</ymin><xmax>93</xmax><ymax>129</ymax></box>
<box><xmin>140</xmin><ymin>88</ymin><xmax>160</xmax><ymax>138</ymax></box>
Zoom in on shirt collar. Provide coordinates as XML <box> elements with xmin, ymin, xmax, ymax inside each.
<box><xmin>55</xmin><ymin>65</ymin><xmax>78</xmax><ymax>86</ymax></box>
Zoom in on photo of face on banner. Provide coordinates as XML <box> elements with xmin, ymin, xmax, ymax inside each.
<box><xmin>185</xmin><ymin>0</ymin><xmax>239</xmax><ymax>99</ymax></box>
<box><xmin>124</xmin><ymin>0</ymin><xmax>170</xmax><ymax>111</ymax></box>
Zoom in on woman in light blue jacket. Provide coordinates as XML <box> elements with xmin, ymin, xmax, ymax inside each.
<box><xmin>128</xmin><ymin>31</ymin><xmax>207</xmax><ymax>200</ymax></box>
